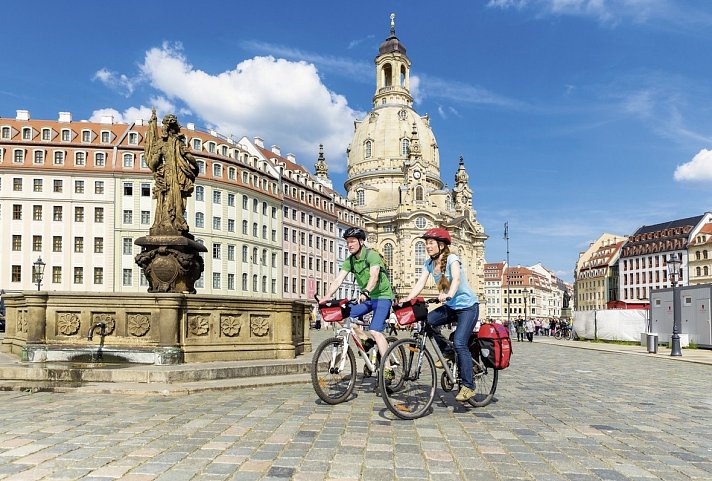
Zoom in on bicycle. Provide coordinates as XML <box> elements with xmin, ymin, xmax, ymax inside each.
<box><xmin>378</xmin><ymin>298</ymin><xmax>498</xmax><ymax>420</ymax></box>
<box><xmin>311</xmin><ymin>299</ymin><xmax>401</xmax><ymax>405</ymax></box>
<box><xmin>555</xmin><ymin>324</ymin><xmax>574</xmax><ymax>340</ymax></box>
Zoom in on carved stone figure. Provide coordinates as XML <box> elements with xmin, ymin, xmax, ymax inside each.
<box><xmin>145</xmin><ymin>109</ymin><xmax>199</xmax><ymax>236</ymax></box>
<box><xmin>563</xmin><ymin>291</ymin><xmax>571</xmax><ymax>309</ymax></box>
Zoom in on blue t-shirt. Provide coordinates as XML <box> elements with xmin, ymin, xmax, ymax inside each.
<box><xmin>424</xmin><ymin>254</ymin><xmax>479</xmax><ymax>309</ymax></box>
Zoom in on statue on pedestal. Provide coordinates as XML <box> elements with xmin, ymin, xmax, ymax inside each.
<box><xmin>135</xmin><ymin>110</ymin><xmax>206</xmax><ymax>293</ymax></box>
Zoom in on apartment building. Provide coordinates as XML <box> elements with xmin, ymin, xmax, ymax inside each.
<box><xmin>575</xmin><ymin>234</ymin><xmax>626</xmax><ymax>311</ymax></box>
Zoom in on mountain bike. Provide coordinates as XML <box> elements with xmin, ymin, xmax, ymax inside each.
<box><xmin>378</xmin><ymin>299</ymin><xmax>498</xmax><ymax>420</ymax></box>
<box><xmin>555</xmin><ymin>323</ymin><xmax>574</xmax><ymax>340</ymax></box>
<box><xmin>311</xmin><ymin>299</ymin><xmax>401</xmax><ymax>404</ymax></box>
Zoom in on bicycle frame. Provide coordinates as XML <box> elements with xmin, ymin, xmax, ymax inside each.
<box><xmin>332</xmin><ymin>318</ymin><xmax>378</xmax><ymax>374</ymax></box>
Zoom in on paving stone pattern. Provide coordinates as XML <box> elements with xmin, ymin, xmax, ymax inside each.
<box><xmin>0</xmin><ymin>342</ymin><xmax>710</xmax><ymax>480</ymax></box>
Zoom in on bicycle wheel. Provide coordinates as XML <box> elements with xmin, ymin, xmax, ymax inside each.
<box><xmin>467</xmin><ymin>357</ymin><xmax>498</xmax><ymax>408</ymax></box>
<box><xmin>379</xmin><ymin>338</ymin><xmax>436</xmax><ymax>420</ymax></box>
<box><xmin>364</xmin><ymin>335</ymin><xmax>399</xmax><ymax>377</ymax></box>
<box><xmin>311</xmin><ymin>337</ymin><xmax>356</xmax><ymax>404</ymax></box>
<box><xmin>554</xmin><ymin>330</ymin><xmax>562</xmax><ymax>340</ymax></box>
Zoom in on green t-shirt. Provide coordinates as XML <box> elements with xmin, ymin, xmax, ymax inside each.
<box><xmin>344</xmin><ymin>248</ymin><xmax>393</xmax><ymax>300</ymax></box>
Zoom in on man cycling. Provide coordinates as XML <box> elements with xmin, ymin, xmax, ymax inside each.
<box><xmin>321</xmin><ymin>227</ymin><xmax>395</xmax><ymax>381</ymax></box>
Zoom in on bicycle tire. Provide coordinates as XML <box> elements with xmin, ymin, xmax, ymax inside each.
<box><xmin>555</xmin><ymin>330</ymin><xmax>562</xmax><ymax>340</ymax></box>
<box><xmin>379</xmin><ymin>338</ymin><xmax>436</xmax><ymax>420</ymax></box>
<box><xmin>467</xmin><ymin>357</ymin><xmax>498</xmax><ymax>408</ymax></box>
<box><xmin>311</xmin><ymin>336</ymin><xmax>356</xmax><ymax>404</ymax></box>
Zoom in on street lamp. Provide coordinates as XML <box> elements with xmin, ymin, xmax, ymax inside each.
<box><xmin>667</xmin><ymin>253</ymin><xmax>682</xmax><ymax>357</ymax></box>
<box><xmin>523</xmin><ymin>288</ymin><xmax>530</xmax><ymax>320</ymax></box>
<box><xmin>32</xmin><ymin>257</ymin><xmax>46</xmax><ymax>291</ymax></box>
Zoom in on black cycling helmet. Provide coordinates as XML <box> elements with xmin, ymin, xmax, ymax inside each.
<box><xmin>342</xmin><ymin>227</ymin><xmax>366</xmax><ymax>240</ymax></box>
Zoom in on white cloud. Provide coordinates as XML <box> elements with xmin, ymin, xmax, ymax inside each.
<box><xmin>89</xmin><ymin>97</ymin><xmax>178</xmax><ymax>124</ymax></box>
<box><xmin>91</xmin><ymin>42</ymin><xmax>362</xmax><ymax>173</ymax></box>
<box><xmin>674</xmin><ymin>149</ymin><xmax>712</xmax><ymax>182</ymax></box>
<box><xmin>92</xmin><ymin>68</ymin><xmax>142</xmax><ymax>97</ymax></box>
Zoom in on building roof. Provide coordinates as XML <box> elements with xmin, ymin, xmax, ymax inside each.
<box><xmin>633</xmin><ymin>215</ymin><xmax>703</xmax><ymax>236</ymax></box>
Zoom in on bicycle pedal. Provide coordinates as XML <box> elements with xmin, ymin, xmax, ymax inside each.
<box><xmin>406</xmin><ymin>346</ymin><xmax>419</xmax><ymax>353</ymax></box>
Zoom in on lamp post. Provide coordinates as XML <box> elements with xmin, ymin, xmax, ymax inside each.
<box><xmin>32</xmin><ymin>257</ymin><xmax>46</xmax><ymax>291</ymax></box>
<box><xmin>523</xmin><ymin>287</ymin><xmax>529</xmax><ymax>320</ymax></box>
<box><xmin>667</xmin><ymin>253</ymin><xmax>682</xmax><ymax>357</ymax></box>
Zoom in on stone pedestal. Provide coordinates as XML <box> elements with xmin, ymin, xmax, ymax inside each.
<box><xmin>560</xmin><ymin>307</ymin><xmax>572</xmax><ymax>321</ymax></box>
<box><xmin>135</xmin><ymin>235</ymin><xmax>207</xmax><ymax>294</ymax></box>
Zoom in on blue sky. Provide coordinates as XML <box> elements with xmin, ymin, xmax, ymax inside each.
<box><xmin>3</xmin><ymin>1</ymin><xmax>712</xmax><ymax>282</ymax></box>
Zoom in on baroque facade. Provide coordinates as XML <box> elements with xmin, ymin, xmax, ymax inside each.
<box><xmin>344</xmin><ymin>19</ymin><xmax>487</xmax><ymax>300</ymax></box>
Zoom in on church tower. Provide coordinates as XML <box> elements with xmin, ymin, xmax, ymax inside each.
<box><xmin>344</xmin><ymin>14</ymin><xmax>488</xmax><ymax>301</ymax></box>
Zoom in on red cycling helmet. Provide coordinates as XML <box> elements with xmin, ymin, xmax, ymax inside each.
<box><xmin>421</xmin><ymin>227</ymin><xmax>451</xmax><ymax>245</ymax></box>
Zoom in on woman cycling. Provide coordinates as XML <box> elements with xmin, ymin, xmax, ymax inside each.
<box><xmin>400</xmin><ymin>227</ymin><xmax>480</xmax><ymax>402</ymax></box>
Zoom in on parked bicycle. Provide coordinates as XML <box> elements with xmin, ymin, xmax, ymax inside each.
<box><xmin>378</xmin><ymin>298</ymin><xmax>498</xmax><ymax>420</ymax></box>
<box><xmin>555</xmin><ymin>323</ymin><xmax>574</xmax><ymax>340</ymax></box>
<box><xmin>311</xmin><ymin>298</ymin><xmax>401</xmax><ymax>404</ymax></box>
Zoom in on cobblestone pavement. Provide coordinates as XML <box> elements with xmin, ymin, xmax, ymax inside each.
<box><xmin>0</xmin><ymin>341</ymin><xmax>710</xmax><ymax>481</ymax></box>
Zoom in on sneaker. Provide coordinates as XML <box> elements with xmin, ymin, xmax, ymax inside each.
<box><xmin>383</xmin><ymin>367</ymin><xmax>395</xmax><ymax>384</ymax></box>
<box><xmin>434</xmin><ymin>352</ymin><xmax>454</xmax><ymax>369</ymax></box>
<box><xmin>362</xmin><ymin>338</ymin><xmax>376</xmax><ymax>353</ymax></box>
<box><xmin>455</xmin><ymin>386</ymin><xmax>476</xmax><ymax>402</ymax></box>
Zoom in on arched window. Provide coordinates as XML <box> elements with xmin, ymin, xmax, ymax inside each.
<box><xmin>252</xmin><ymin>274</ymin><xmax>258</xmax><ymax>291</ymax></box>
<box><xmin>262</xmin><ymin>276</ymin><xmax>267</xmax><ymax>292</ymax></box>
<box><xmin>383</xmin><ymin>243</ymin><xmax>394</xmax><ymax>266</ymax></box>
<box><xmin>415</xmin><ymin>186</ymin><xmax>423</xmax><ymax>201</ymax></box>
<box><xmin>401</xmin><ymin>138</ymin><xmax>409</xmax><ymax>157</ymax></box>
<box><xmin>195</xmin><ymin>186</ymin><xmax>204</xmax><ymax>201</ymax></box>
<box><xmin>705</xmin><ymin>266</ymin><xmax>709</xmax><ymax>276</ymax></box>
<box><xmin>383</xmin><ymin>63</ymin><xmax>392</xmax><ymax>87</ymax></box>
<box><xmin>696</xmin><ymin>266</ymin><xmax>702</xmax><ymax>276</ymax></box>
<box><xmin>252</xmin><ymin>247</ymin><xmax>258</xmax><ymax>264</ymax></box>
<box><xmin>365</xmin><ymin>140</ymin><xmax>372</xmax><ymax>158</ymax></box>
<box><xmin>704</xmin><ymin>250</ymin><xmax>709</xmax><ymax>259</ymax></box>
<box><xmin>696</xmin><ymin>251</ymin><xmax>701</xmax><ymax>260</ymax></box>
<box><xmin>400</xmin><ymin>65</ymin><xmax>407</xmax><ymax>87</ymax></box>
<box><xmin>242</xmin><ymin>245</ymin><xmax>248</xmax><ymax>262</ymax></box>
<box><xmin>356</xmin><ymin>190</ymin><xmax>365</xmax><ymax>206</ymax></box>
<box><xmin>241</xmin><ymin>273</ymin><xmax>248</xmax><ymax>290</ymax></box>
<box><xmin>414</xmin><ymin>241</ymin><xmax>426</xmax><ymax>270</ymax></box>
<box><xmin>195</xmin><ymin>212</ymin><xmax>204</xmax><ymax>228</ymax></box>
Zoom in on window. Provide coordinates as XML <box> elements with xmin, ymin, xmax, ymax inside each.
<box><xmin>401</xmin><ymin>138</ymin><xmax>410</xmax><ymax>156</ymax></box>
<box><xmin>53</xmin><ymin>206</ymin><xmax>62</xmax><ymax>221</ymax></box>
<box><xmin>356</xmin><ymin>190</ymin><xmax>365</xmax><ymax>206</ymax></box>
<box><xmin>123</xmin><ymin>238</ymin><xmax>133</xmax><ymax>255</ymax></box>
<box><xmin>192</xmin><ymin>138</ymin><xmax>201</xmax><ymax>151</ymax></box>
<box><xmin>123</xmin><ymin>210</ymin><xmax>133</xmax><ymax>224</ymax></box>
<box><xmin>41</xmin><ymin>129</ymin><xmax>51</xmax><ymax>141</ymax></box>
<box><xmin>213</xmin><ymin>243</ymin><xmax>221</xmax><ymax>259</ymax></box>
<box><xmin>213</xmin><ymin>190</ymin><xmax>221</xmax><ymax>204</ymax></box>
<box><xmin>22</xmin><ymin>127</ymin><xmax>31</xmax><ymax>140</ymax></box>
<box><xmin>195</xmin><ymin>212</ymin><xmax>204</xmax><ymax>228</ymax></box>
<box><xmin>253</xmin><ymin>223</ymin><xmax>258</xmax><ymax>237</ymax></box>
<box><xmin>1</xmin><ymin>126</ymin><xmax>10</xmax><ymax>139</ymax></box>
<box><xmin>101</xmin><ymin>131</ymin><xmax>110</xmax><ymax>143</ymax></box>
<box><xmin>52</xmin><ymin>266</ymin><xmax>62</xmax><ymax>283</ymax></box>
<box><xmin>414</xmin><ymin>241</ymin><xmax>426</xmax><ymax>276</ymax></box>
<box><xmin>53</xmin><ymin>180</ymin><xmax>63</xmax><ymax>192</ymax></box>
<box><xmin>253</xmin><ymin>247</ymin><xmax>258</xmax><ymax>264</ymax></box>
<box><xmin>95</xmin><ymin>207</ymin><xmax>104</xmax><ymax>223</ymax></box>
<box><xmin>253</xmin><ymin>275</ymin><xmax>258</xmax><ymax>292</ymax></box>
<box><xmin>75</xmin><ymin>152</ymin><xmax>86</xmax><ymax>166</ymax></box>
<box><xmin>13</xmin><ymin>178</ymin><xmax>22</xmax><ymax>191</ymax></box>
<box><xmin>227</xmin><ymin>245</ymin><xmax>235</xmax><ymax>261</ymax></box>
<box><xmin>227</xmin><ymin>193</ymin><xmax>235</xmax><ymax>206</ymax></box>
<box><xmin>262</xmin><ymin>225</ymin><xmax>267</xmax><ymax>239</ymax></box>
<box><xmin>242</xmin><ymin>220</ymin><xmax>248</xmax><ymax>234</ymax></box>
<box><xmin>242</xmin><ymin>245</ymin><xmax>248</xmax><ymax>262</ymax></box>
<box><xmin>228</xmin><ymin>167</ymin><xmax>236</xmax><ymax>180</ymax></box>
<box><xmin>32</xmin><ymin>236</ymin><xmax>42</xmax><ymax>251</ymax></box>
<box><xmin>197</xmin><ymin>161</ymin><xmax>205</xmax><ymax>174</ymax></box>
<box><xmin>12</xmin><ymin>235</ymin><xmax>21</xmax><ymax>251</ymax></box>
<box><xmin>228</xmin><ymin>274</ymin><xmax>235</xmax><ymax>290</ymax></box>
<box><xmin>213</xmin><ymin>163</ymin><xmax>222</xmax><ymax>177</ymax></box>
<box><xmin>94</xmin><ymin>181</ymin><xmax>104</xmax><ymax>194</ymax></box>
<box><xmin>141</xmin><ymin>183</ymin><xmax>151</xmax><ymax>196</ymax></box>
<box><xmin>82</xmin><ymin>130</ymin><xmax>91</xmax><ymax>143</ymax></box>
<box><xmin>213</xmin><ymin>217</ymin><xmax>221</xmax><ymax>230</ymax></box>
<box><xmin>141</xmin><ymin>210</ymin><xmax>150</xmax><ymax>224</ymax></box>
<box><xmin>253</xmin><ymin>199</ymin><xmax>258</xmax><ymax>213</ymax></box>
<box><xmin>74</xmin><ymin>267</ymin><xmax>84</xmax><ymax>284</ymax></box>
<box><xmin>122</xmin><ymin>269</ymin><xmax>132</xmax><ymax>286</ymax></box>
<box><xmin>74</xmin><ymin>207</ymin><xmax>84</xmax><ymax>222</ymax></box>
<box><xmin>242</xmin><ymin>273</ymin><xmax>248</xmax><ymax>291</ymax></box>
<box><xmin>123</xmin><ymin>183</ymin><xmax>133</xmax><ymax>196</ymax></box>
<box><xmin>13</xmin><ymin>149</ymin><xmax>25</xmax><ymax>163</ymax></box>
<box><xmin>242</xmin><ymin>195</ymin><xmax>248</xmax><ymax>209</ymax></box>
<box><xmin>128</xmin><ymin>132</ymin><xmax>138</xmax><ymax>144</ymax></box>
<box><xmin>227</xmin><ymin>219</ymin><xmax>235</xmax><ymax>232</ymax></box>
<box><xmin>94</xmin><ymin>237</ymin><xmax>104</xmax><ymax>253</ymax></box>
<box><xmin>75</xmin><ymin>180</ymin><xmax>84</xmax><ymax>194</ymax></box>
<box><xmin>61</xmin><ymin>129</ymin><xmax>70</xmax><ymax>142</ymax></box>
<box><xmin>33</xmin><ymin>150</ymin><xmax>44</xmax><ymax>164</ymax></box>
<box><xmin>95</xmin><ymin>152</ymin><xmax>105</xmax><ymax>167</ymax></box>
<box><xmin>74</xmin><ymin>237</ymin><xmax>84</xmax><ymax>253</ymax></box>
<box><xmin>54</xmin><ymin>151</ymin><xmax>64</xmax><ymax>165</ymax></box>
<box><xmin>94</xmin><ymin>268</ymin><xmax>104</xmax><ymax>285</ymax></box>
<box><xmin>213</xmin><ymin>273</ymin><xmax>221</xmax><ymax>289</ymax></box>
<box><xmin>53</xmin><ymin>236</ymin><xmax>62</xmax><ymax>252</ymax></box>
<box><xmin>365</xmin><ymin>140</ymin><xmax>372</xmax><ymax>158</ymax></box>
<box><xmin>11</xmin><ymin>266</ymin><xmax>21</xmax><ymax>283</ymax></box>
<box><xmin>195</xmin><ymin>186</ymin><xmax>204</xmax><ymax>201</ymax></box>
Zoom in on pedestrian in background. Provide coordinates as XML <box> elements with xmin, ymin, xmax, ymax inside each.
<box><xmin>525</xmin><ymin>318</ymin><xmax>535</xmax><ymax>342</ymax></box>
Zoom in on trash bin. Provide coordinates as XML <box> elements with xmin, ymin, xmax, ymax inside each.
<box><xmin>646</xmin><ymin>333</ymin><xmax>658</xmax><ymax>353</ymax></box>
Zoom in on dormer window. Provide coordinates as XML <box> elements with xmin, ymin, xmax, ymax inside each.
<box><xmin>61</xmin><ymin>129</ymin><xmax>70</xmax><ymax>142</ymax></box>
<box><xmin>41</xmin><ymin>128</ymin><xmax>51</xmax><ymax>141</ymax></box>
<box><xmin>192</xmin><ymin>138</ymin><xmax>201</xmax><ymax>151</ymax></box>
<box><xmin>1</xmin><ymin>127</ymin><xmax>10</xmax><ymax>139</ymax></box>
<box><xmin>81</xmin><ymin>130</ymin><xmax>91</xmax><ymax>143</ymax></box>
<box><xmin>128</xmin><ymin>132</ymin><xmax>138</xmax><ymax>144</ymax></box>
<box><xmin>207</xmin><ymin>141</ymin><xmax>216</xmax><ymax>153</ymax></box>
<box><xmin>22</xmin><ymin>127</ymin><xmax>31</xmax><ymax>140</ymax></box>
<box><xmin>101</xmin><ymin>131</ymin><xmax>110</xmax><ymax>143</ymax></box>
<box><xmin>123</xmin><ymin>153</ymin><xmax>134</xmax><ymax>168</ymax></box>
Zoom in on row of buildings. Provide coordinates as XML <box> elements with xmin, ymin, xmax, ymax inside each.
<box><xmin>482</xmin><ymin>262</ymin><xmax>572</xmax><ymax>323</ymax></box>
<box><xmin>574</xmin><ymin>213</ymin><xmax>712</xmax><ymax>311</ymax></box>
<box><xmin>0</xmin><ymin>19</ymin><xmax>488</xmax><ymax>306</ymax></box>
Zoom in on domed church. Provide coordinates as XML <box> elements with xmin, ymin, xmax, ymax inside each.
<box><xmin>343</xmin><ymin>14</ymin><xmax>488</xmax><ymax>300</ymax></box>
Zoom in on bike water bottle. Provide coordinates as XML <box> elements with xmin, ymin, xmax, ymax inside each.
<box><xmin>369</xmin><ymin>348</ymin><xmax>377</xmax><ymax>365</ymax></box>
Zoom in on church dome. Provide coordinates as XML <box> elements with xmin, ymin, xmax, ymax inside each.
<box><xmin>378</xmin><ymin>34</ymin><xmax>407</xmax><ymax>57</ymax></box>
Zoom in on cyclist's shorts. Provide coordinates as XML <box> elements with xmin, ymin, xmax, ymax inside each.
<box><xmin>349</xmin><ymin>298</ymin><xmax>392</xmax><ymax>332</ymax></box>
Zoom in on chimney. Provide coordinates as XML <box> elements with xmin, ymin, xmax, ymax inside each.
<box><xmin>135</xmin><ymin>119</ymin><xmax>144</xmax><ymax>126</ymax></box>
<box><xmin>271</xmin><ymin>145</ymin><xmax>281</xmax><ymax>156</ymax></box>
<box><xmin>253</xmin><ymin>137</ymin><xmax>264</xmax><ymax>148</ymax></box>
<box><xmin>100</xmin><ymin>115</ymin><xmax>114</xmax><ymax>125</ymax></box>
<box><xmin>16</xmin><ymin>110</ymin><xmax>30</xmax><ymax>121</ymax></box>
<box><xmin>58</xmin><ymin>112</ymin><xmax>72</xmax><ymax>123</ymax></box>
<box><xmin>287</xmin><ymin>153</ymin><xmax>296</xmax><ymax>162</ymax></box>
<box><xmin>186</xmin><ymin>122</ymin><xmax>195</xmax><ymax>130</ymax></box>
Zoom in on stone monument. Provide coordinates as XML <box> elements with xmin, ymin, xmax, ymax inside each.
<box><xmin>135</xmin><ymin>110</ymin><xmax>207</xmax><ymax>293</ymax></box>
<box><xmin>561</xmin><ymin>290</ymin><xmax>572</xmax><ymax>321</ymax></box>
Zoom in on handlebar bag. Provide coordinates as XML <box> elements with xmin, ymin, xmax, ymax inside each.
<box><xmin>318</xmin><ymin>299</ymin><xmax>351</xmax><ymax>322</ymax></box>
<box><xmin>393</xmin><ymin>297</ymin><xmax>428</xmax><ymax>326</ymax></box>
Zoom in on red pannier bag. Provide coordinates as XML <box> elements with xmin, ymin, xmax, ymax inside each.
<box><xmin>318</xmin><ymin>299</ymin><xmax>351</xmax><ymax>323</ymax></box>
<box><xmin>477</xmin><ymin>323</ymin><xmax>512</xmax><ymax>369</ymax></box>
<box><xmin>393</xmin><ymin>297</ymin><xmax>429</xmax><ymax>326</ymax></box>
